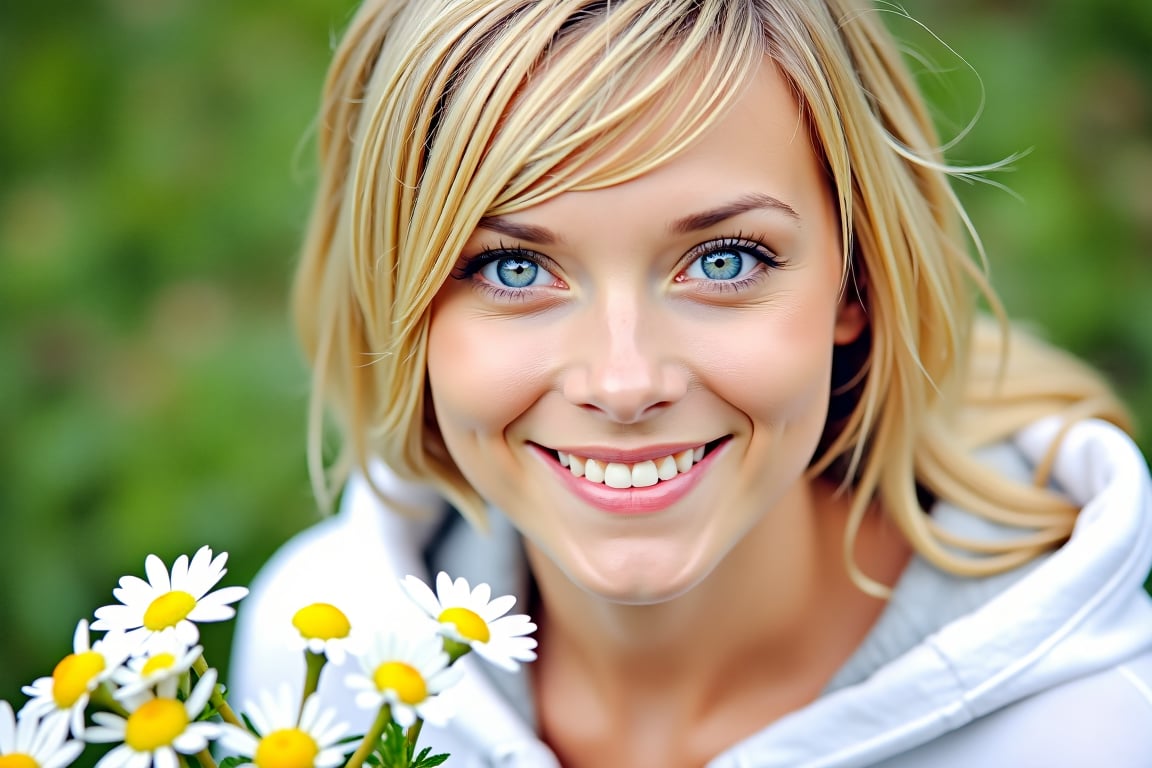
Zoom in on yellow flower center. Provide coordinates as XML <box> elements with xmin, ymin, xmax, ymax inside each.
<box><xmin>292</xmin><ymin>603</ymin><xmax>351</xmax><ymax>641</ymax></box>
<box><xmin>51</xmin><ymin>650</ymin><xmax>105</xmax><ymax>707</ymax></box>
<box><xmin>124</xmin><ymin>698</ymin><xmax>189</xmax><ymax>752</ymax></box>
<box><xmin>254</xmin><ymin>728</ymin><xmax>320</xmax><ymax>768</ymax></box>
<box><xmin>438</xmin><ymin>607</ymin><xmax>490</xmax><ymax>644</ymax></box>
<box><xmin>0</xmin><ymin>754</ymin><xmax>39</xmax><ymax>768</ymax></box>
<box><xmin>372</xmin><ymin>661</ymin><xmax>427</xmax><ymax>705</ymax></box>
<box><xmin>143</xmin><ymin>590</ymin><xmax>197</xmax><ymax>631</ymax></box>
<box><xmin>141</xmin><ymin>652</ymin><xmax>178</xmax><ymax>677</ymax></box>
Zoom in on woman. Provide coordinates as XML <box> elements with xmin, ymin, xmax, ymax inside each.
<box><xmin>232</xmin><ymin>1</ymin><xmax>1152</xmax><ymax>765</ymax></box>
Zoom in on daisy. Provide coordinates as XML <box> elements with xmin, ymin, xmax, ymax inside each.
<box><xmin>109</xmin><ymin>630</ymin><xmax>202</xmax><ymax>705</ymax></box>
<box><xmin>84</xmin><ymin>668</ymin><xmax>220</xmax><ymax>768</ymax></box>
<box><xmin>21</xmin><ymin>620</ymin><xmax>132</xmax><ymax>736</ymax></box>
<box><xmin>290</xmin><ymin>603</ymin><xmax>354</xmax><ymax>665</ymax></box>
<box><xmin>345</xmin><ymin>631</ymin><xmax>461</xmax><ymax>728</ymax></box>
<box><xmin>217</xmin><ymin>686</ymin><xmax>354</xmax><ymax>768</ymax></box>
<box><xmin>401</xmin><ymin>572</ymin><xmax>537</xmax><ymax>672</ymax></box>
<box><xmin>0</xmin><ymin>704</ymin><xmax>84</xmax><ymax>768</ymax></box>
<box><xmin>91</xmin><ymin>546</ymin><xmax>248</xmax><ymax>651</ymax></box>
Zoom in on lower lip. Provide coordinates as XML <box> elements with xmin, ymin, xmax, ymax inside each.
<box><xmin>533</xmin><ymin>441</ymin><xmax>727</xmax><ymax>515</ymax></box>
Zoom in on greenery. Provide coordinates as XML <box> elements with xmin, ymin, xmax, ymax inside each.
<box><xmin>3</xmin><ymin>0</ymin><xmax>1150</xmax><ymax>718</ymax></box>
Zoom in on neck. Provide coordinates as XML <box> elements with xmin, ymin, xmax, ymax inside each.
<box><xmin>526</xmin><ymin>476</ymin><xmax>910</xmax><ymax>729</ymax></box>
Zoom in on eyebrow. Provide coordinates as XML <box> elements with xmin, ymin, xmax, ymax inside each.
<box><xmin>669</xmin><ymin>192</ymin><xmax>800</xmax><ymax>234</ymax></box>
<box><xmin>476</xmin><ymin>217</ymin><xmax>562</xmax><ymax>245</ymax></box>
<box><xmin>476</xmin><ymin>191</ymin><xmax>800</xmax><ymax>245</ymax></box>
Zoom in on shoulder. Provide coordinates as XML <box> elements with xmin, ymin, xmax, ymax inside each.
<box><xmin>877</xmin><ymin>652</ymin><xmax>1152</xmax><ymax>768</ymax></box>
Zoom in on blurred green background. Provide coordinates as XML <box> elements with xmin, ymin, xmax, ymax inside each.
<box><xmin>2</xmin><ymin>0</ymin><xmax>1149</xmax><ymax>713</ymax></box>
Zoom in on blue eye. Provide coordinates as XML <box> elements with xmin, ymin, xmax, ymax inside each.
<box><xmin>684</xmin><ymin>243</ymin><xmax>766</xmax><ymax>282</ymax></box>
<box><xmin>480</xmin><ymin>256</ymin><xmax>554</xmax><ymax>288</ymax></box>
<box><xmin>698</xmin><ymin>251</ymin><xmax>744</xmax><ymax>280</ymax></box>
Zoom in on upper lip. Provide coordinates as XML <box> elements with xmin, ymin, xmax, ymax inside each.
<box><xmin>537</xmin><ymin>440</ymin><xmax>718</xmax><ymax>464</ymax></box>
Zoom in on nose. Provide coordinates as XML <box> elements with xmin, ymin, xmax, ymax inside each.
<box><xmin>561</xmin><ymin>292</ymin><xmax>689</xmax><ymax>423</ymax></box>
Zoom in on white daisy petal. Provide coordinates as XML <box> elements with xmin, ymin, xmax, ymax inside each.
<box><xmin>172</xmin><ymin>727</ymin><xmax>211</xmax><ymax>754</ymax></box>
<box><xmin>185</xmin><ymin>604</ymin><xmax>236</xmax><ymax>623</ymax></box>
<box><xmin>401</xmin><ymin>575</ymin><xmax>443</xmax><ymax>617</ymax></box>
<box><xmin>29</xmin><ymin>709</ymin><xmax>68</xmax><ymax>754</ymax></box>
<box><xmin>0</xmin><ymin>700</ymin><xmax>15</xmax><ymax>749</ymax></box>
<box><xmin>71</xmin><ymin>621</ymin><xmax>89</xmax><ymax>652</ymax></box>
<box><xmin>400</xmin><ymin>572</ymin><xmax>539</xmax><ymax>672</ymax></box>
<box><xmin>144</xmin><ymin>554</ymin><xmax>172</xmax><ymax>593</ymax></box>
<box><xmin>184</xmin><ymin>548</ymin><xmax>225</xmax><ymax>596</ymax></box>
<box><xmin>93</xmin><ymin>548</ymin><xmax>247</xmax><ymax>652</ymax></box>
<box><xmin>84</xmin><ymin>725</ymin><xmax>125</xmax><ymax>743</ymax></box>
<box><xmin>111</xmin><ymin>575</ymin><xmax>152</xmax><ymax>603</ymax></box>
<box><xmin>217</xmin><ymin>726</ymin><xmax>258</xmax><ymax>755</ymax></box>
<box><xmin>172</xmin><ymin>622</ymin><xmax>200</xmax><ymax>648</ymax></box>
<box><xmin>94</xmin><ymin>743</ymin><xmax>131</xmax><ymax>768</ymax></box>
<box><xmin>128</xmin><ymin>750</ymin><xmax>153</xmax><ymax>768</ymax></box>
<box><xmin>481</xmin><ymin>594</ymin><xmax>517</xmax><ymax>620</ymax></box>
<box><xmin>184</xmin><ymin>668</ymin><xmax>217</xmax><ymax>718</ymax></box>
<box><xmin>15</xmin><ymin>702</ymin><xmax>37</xmax><ymax>750</ymax></box>
<box><xmin>470</xmin><ymin>581</ymin><xmax>492</xmax><ymax>606</ymax></box>
<box><xmin>154</xmin><ymin>746</ymin><xmax>179</xmax><ymax>768</ymax></box>
<box><xmin>91</xmin><ymin>604</ymin><xmax>140</xmax><ymax>629</ymax></box>
<box><xmin>224</xmin><ymin>689</ymin><xmax>354</xmax><ymax>766</ymax></box>
<box><xmin>434</xmin><ymin>571</ymin><xmax>454</xmax><ymax>599</ymax></box>
<box><xmin>488</xmin><ymin>614</ymin><xmax>537</xmax><ymax>636</ymax></box>
<box><xmin>316</xmin><ymin>746</ymin><xmax>350</xmax><ymax>768</ymax></box>
<box><xmin>41</xmin><ymin>740</ymin><xmax>85</xmax><ymax>768</ymax></box>
<box><xmin>169</xmin><ymin>553</ymin><xmax>191</xmax><ymax>590</ymax></box>
<box><xmin>353</xmin><ymin>691</ymin><xmax>379</xmax><ymax>710</ymax></box>
<box><xmin>412</xmin><ymin>695</ymin><xmax>454</xmax><ymax>727</ymax></box>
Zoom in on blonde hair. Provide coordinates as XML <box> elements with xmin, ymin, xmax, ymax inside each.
<box><xmin>294</xmin><ymin>0</ymin><xmax>1130</xmax><ymax>593</ymax></box>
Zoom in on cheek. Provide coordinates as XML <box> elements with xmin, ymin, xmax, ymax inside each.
<box><xmin>682</xmin><ymin>300</ymin><xmax>837</xmax><ymax>426</ymax></box>
<box><xmin>427</xmin><ymin>300</ymin><xmax>552</xmax><ymax>437</ymax></box>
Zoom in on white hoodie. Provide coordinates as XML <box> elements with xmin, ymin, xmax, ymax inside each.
<box><xmin>231</xmin><ymin>417</ymin><xmax>1152</xmax><ymax>767</ymax></box>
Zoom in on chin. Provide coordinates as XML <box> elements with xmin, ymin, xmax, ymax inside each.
<box><xmin>558</xmin><ymin>539</ymin><xmax>717</xmax><ymax>606</ymax></box>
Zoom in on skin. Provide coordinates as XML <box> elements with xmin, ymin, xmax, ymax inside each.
<box><xmin>427</xmin><ymin>58</ymin><xmax>910</xmax><ymax>766</ymax></box>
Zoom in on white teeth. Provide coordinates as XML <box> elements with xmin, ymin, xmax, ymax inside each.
<box><xmin>604</xmin><ymin>462</ymin><xmax>631</xmax><ymax>489</ymax></box>
<box><xmin>631</xmin><ymin>460</ymin><xmax>659</xmax><ymax>488</ymax></box>
<box><xmin>556</xmin><ymin>444</ymin><xmax>712</xmax><ymax>489</ymax></box>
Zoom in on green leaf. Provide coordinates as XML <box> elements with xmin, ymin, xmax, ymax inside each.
<box><xmin>412</xmin><ymin>751</ymin><xmax>450</xmax><ymax>768</ymax></box>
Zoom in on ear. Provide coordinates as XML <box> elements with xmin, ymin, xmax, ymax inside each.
<box><xmin>834</xmin><ymin>293</ymin><xmax>867</xmax><ymax>345</ymax></box>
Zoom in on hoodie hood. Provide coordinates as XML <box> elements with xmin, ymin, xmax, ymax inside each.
<box><xmin>710</xmin><ymin>416</ymin><xmax>1152</xmax><ymax>767</ymax></box>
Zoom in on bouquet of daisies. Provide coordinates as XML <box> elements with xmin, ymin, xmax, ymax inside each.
<box><xmin>1</xmin><ymin>546</ymin><xmax>537</xmax><ymax>768</ymax></box>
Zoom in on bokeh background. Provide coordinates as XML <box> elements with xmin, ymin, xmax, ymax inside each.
<box><xmin>2</xmin><ymin>0</ymin><xmax>1150</xmax><ymax>716</ymax></box>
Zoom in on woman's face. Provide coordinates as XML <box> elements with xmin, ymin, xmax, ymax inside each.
<box><xmin>427</xmin><ymin>59</ymin><xmax>866</xmax><ymax>604</ymax></box>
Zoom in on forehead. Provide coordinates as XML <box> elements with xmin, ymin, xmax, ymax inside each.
<box><xmin>483</xmin><ymin>57</ymin><xmax>825</xmax><ymax>233</ymax></box>
<box><xmin>456</xmin><ymin>14</ymin><xmax>767</xmax><ymax>216</ymax></box>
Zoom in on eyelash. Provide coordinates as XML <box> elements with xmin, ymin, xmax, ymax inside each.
<box><xmin>450</xmin><ymin>244</ymin><xmax>562</xmax><ymax>303</ymax></box>
<box><xmin>679</xmin><ymin>234</ymin><xmax>784</xmax><ymax>294</ymax></box>
<box><xmin>452</xmin><ymin>234</ymin><xmax>784</xmax><ymax>300</ymax></box>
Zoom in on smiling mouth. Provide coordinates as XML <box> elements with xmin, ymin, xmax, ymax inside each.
<box><xmin>545</xmin><ymin>438</ymin><xmax>727</xmax><ymax>490</ymax></box>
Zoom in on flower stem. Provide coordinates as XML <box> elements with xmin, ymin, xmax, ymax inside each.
<box><xmin>90</xmin><ymin>682</ymin><xmax>129</xmax><ymax>717</ymax></box>
<box><xmin>299</xmin><ymin>650</ymin><xmax>327</xmax><ymax>720</ymax></box>
<box><xmin>193</xmin><ymin>748</ymin><xmax>219</xmax><ymax>768</ymax></box>
<box><xmin>345</xmin><ymin>704</ymin><xmax>392</xmax><ymax>768</ymax></box>
<box><xmin>192</xmin><ymin>655</ymin><xmax>244</xmax><ymax>728</ymax></box>
<box><xmin>442</xmin><ymin>638</ymin><xmax>472</xmax><ymax>666</ymax></box>
<box><xmin>406</xmin><ymin>718</ymin><xmax>424</xmax><ymax>752</ymax></box>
